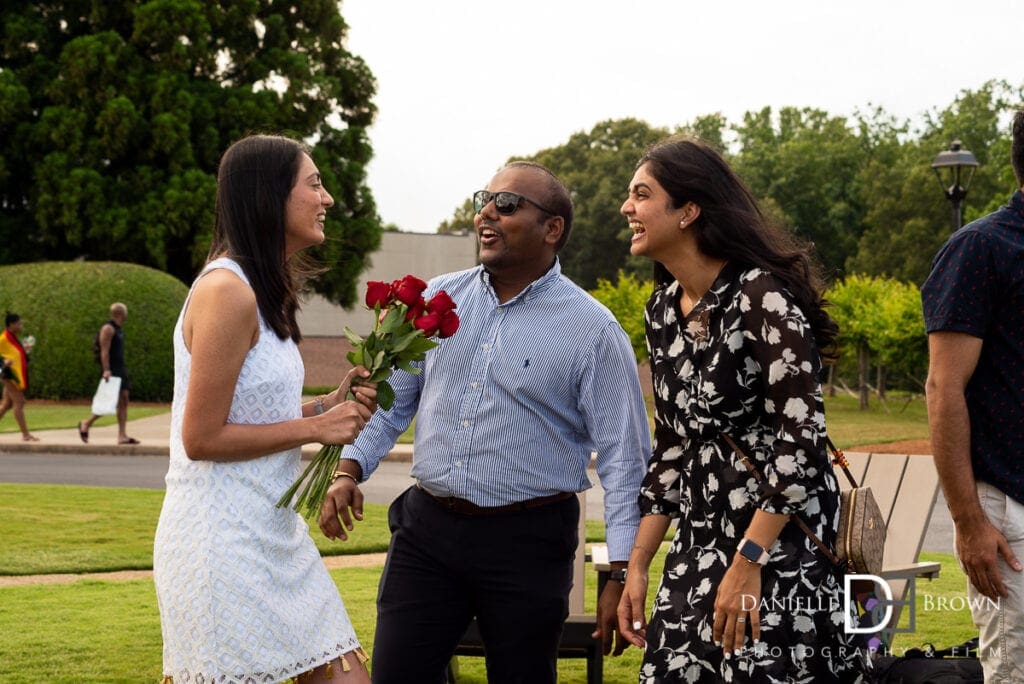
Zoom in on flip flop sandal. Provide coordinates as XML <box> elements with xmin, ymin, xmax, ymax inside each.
<box><xmin>119</xmin><ymin>437</ymin><xmax>140</xmax><ymax>445</ymax></box>
<box><xmin>79</xmin><ymin>422</ymin><xmax>89</xmax><ymax>443</ymax></box>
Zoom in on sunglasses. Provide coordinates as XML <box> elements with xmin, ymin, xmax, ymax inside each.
<box><xmin>472</xmin><ymin>190</ymin><xmax>557</xmax><ymax>217</ymax></box>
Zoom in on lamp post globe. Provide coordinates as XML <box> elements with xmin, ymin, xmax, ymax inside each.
<box><xmin>931</xmin><ymin>140</ymin><xmax>979</xmax><ymax>231</ymax></box>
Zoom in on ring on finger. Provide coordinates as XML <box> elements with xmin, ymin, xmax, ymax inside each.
<box><xmin>736</xmin><ymin>617</ymin><xmax>746</xmax><ymax>623</ymax></box>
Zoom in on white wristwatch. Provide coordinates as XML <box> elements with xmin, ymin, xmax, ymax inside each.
<box><xmin>737</xmin><ymin>538</ymin><xmax>770</xmax><ymax>566</ymax></box>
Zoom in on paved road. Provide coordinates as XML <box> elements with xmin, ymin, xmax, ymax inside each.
<box><xmin>0</xmin><ymin>450</ymin><xmax>951</xmax><ymax>553</ymax></box>
<box><xmin>0</xmin><ymin>450</ymin><xmax>418</xmax><ymax>508</ymax></box>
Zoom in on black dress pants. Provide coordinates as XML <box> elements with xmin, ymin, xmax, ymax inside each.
<box><xmin>370</xmin><ymin>485</ymin><xmax>579</xmax><ymax>684</ymax></box>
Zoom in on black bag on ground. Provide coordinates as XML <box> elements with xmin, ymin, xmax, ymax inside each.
<box><xmin>871</xmin><ymin>638</ymin><xmax>983</xmax><ymax>683</ymax></box>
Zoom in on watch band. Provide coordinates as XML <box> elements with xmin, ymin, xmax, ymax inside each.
<box><xmin>608</xmin><ymin>568</ymin><xmax>627</xmax><ymax>583</ymax></box>
<box><xmin>737</xmin><ymin>538</ymin><xmax>770</xmax><ymax>566</ymax></box>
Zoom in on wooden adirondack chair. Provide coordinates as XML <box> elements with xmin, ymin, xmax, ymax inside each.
<box><xmin>449</xmin><ymin>492</ymin><xmax>604</xmax><ymax>684</ymax></box>
<box><xmin>838</xmin><ymin>451</ymin><xmax>941</xmax><ymax>642</ymax></box>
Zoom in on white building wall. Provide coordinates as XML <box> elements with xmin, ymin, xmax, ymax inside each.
<box><xmin>298</xmin><ymin>231</ymin><xmax>478</xmax><ymax>336</ymax></box>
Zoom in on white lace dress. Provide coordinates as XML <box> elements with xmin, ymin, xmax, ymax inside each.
<box><xmin>153</xmin><ymin>258</ymin><xmax>363</xmax><ymax>683</ymax></box>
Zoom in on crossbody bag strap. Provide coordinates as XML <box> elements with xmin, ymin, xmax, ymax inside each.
<box><xmin>721</xmin><ymin>433</ymin><xmax>842</xmax><ymax>567</ymax></box>
<box><xmin>825</xmin><ymin>436</ymin><xmax>860</xmax><ymax>489</ymax></box>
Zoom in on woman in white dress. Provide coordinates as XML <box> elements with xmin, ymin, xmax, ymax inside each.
<box><xmin>154</xmin><ymin>134</ymin><xmax>377</xmax><ymax>684</ymax></box>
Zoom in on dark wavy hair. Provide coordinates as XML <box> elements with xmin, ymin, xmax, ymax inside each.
<box><xmin>207</xmin><ymin>134</ymin><xmax>316</xmax><ymax>343</ymax></box>
<box><xmin>639</xmin><ymin>136</ymin><xmax>839</xmax><ymax>360</ymax></box>
<box><xmin>4</xmin><ymin>311</ymin><xmax>20</xmax><ymax>328</ymax></box>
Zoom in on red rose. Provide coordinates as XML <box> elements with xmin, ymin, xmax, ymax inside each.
<box><xmin>393</xmin><ymin>275</ymin><xmax>428</xmax><ymax>306</ymax></box>
<box><xmin>426</xmin><ymin>290</ymin><xmax>456</xmax><ymax>315</ymax></box>
<box><xmin>438</xmin><ymin>310</ymin><xmax>460</xmax><ymax>338</ymax></box>
<box><xmin>405</xmin><ymin>297</ymin><xmax>426</xmax><ymax>322</ymax></box>
<box><xmin>413</xmin><ymin>312</ymin><xmax>440</xmax><ymax>337</ymax></box>
<box><xmin>365</xmin><ymin>281</ymin><xmax>393</xmax><ymax>309</ymax></box>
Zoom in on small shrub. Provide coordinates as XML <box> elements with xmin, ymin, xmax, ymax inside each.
<box><xmin>590</xmin><ymin>270</ymin><xmax>652</xmax><ymax>363</ymax></box>
<box><xmin>0</xmin><ymin>262</ymin><xmax>188</xmax><ymax>400</ymax></box>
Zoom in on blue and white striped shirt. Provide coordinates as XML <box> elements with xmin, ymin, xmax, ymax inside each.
<box><xmin>342</xmin><ymin>260</ymin><xmax>651</xmax><ymax>560</ymax></box>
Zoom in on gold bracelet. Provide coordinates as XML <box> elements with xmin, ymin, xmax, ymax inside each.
<box><xmin>331</xmin><ymin>470</ymin><xmax>359</xmax><ymax>486</ymax></box>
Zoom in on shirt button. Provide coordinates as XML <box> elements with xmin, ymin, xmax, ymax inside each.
<box><xmin>471</xmin><ymin>382</ymin><xmax>478</xmax><ymax>389</ymax></box>
<box><xmin>482</xmin><ymin>343</ymin><xmax>490</xmax><ymax>350</ymax></box>
<box><xmin>462</xmin><ymin>420</ymin><xmax>470</xmax><ymax>427</ymax></box>
<box><xmin>455</xmin><ymin>461</ymin><xmax>463</xmax><ymax>467</ymax></box>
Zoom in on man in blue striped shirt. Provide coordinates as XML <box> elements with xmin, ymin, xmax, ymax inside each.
<box><xmin>323</xmin><ymin>161</ymin><xmax>652</xmax><ymax>683</ymax></box>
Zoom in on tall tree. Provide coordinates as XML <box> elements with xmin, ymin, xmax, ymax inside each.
<box><xmin>519</xmin><ymin>118</ymin><xmax>668</xmax><ymax>289</ymax></box>
<box><xmin>0</xmin><ymin>0</ymin><xmax>380</xmax><ymax>304</ymax></box>
<box><xmin>733</xmin><ymin>106</ymin><xmax>870</xmax><ymax>278</ymax></box>
<box><xmin>848</xmin><ymin>81</ymin><xmax>1021</xmax><ymax>284</ymax></box>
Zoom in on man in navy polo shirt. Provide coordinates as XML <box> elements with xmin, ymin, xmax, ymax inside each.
<box><xmin>923</xmin><ymin>109</ymin><xmax>1024</xmax><ymax>681</ymax></box>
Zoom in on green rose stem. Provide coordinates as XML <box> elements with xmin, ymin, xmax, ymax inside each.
<box><xmin>276</xmin><ymin>299</ymin><xmax>445</xmax><ymax>518</ymax></box>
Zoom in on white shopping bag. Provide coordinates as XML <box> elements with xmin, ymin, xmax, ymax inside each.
<box><xmin>91</xmin><ymin>376</ymin><xmax>122</xmax><ymax>416</ymax></box>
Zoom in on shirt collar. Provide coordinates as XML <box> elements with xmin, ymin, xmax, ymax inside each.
<box><xmin>1009</xmin><ymin>189</ymin><xmax>1024</xmax><ymax>218</ymax></box>
<box><xmin>478</xmin><ymin>258</ymin><xmax>562</xmax><ymax>305</ymax></box>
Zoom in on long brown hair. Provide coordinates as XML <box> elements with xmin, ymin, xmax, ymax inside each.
<box><xmin>208</xmin><ymin>134</ymin><xmax>313</xmax><ymax>342</ymax></box>
<box><xmin>640</xmin><ymin>136</ymin><xmax>839</xmax><ymax>359</ymax></box>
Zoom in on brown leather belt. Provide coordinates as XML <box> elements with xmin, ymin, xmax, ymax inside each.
<box><xmin>416</xmin><ymin>485</ymin><xmax>574</xmax><ymax>516</ymax></box>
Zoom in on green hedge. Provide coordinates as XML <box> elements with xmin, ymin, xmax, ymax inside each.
<box><xmin>0</xmin><ymin>262</ymin><xmax>188</xmax><ymax>401</ymax></box>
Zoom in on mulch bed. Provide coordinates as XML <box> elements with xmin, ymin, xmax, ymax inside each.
<box><xmin>848</xmin><ymin>439</ymin><xmax>932</xmax><ymax>455</ymax></box>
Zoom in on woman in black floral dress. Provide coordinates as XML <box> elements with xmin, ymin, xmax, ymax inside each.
<box><xmin>616</xmin><ymin>137</ymin><xmax>864</xmax><ymax>682</ymax></box>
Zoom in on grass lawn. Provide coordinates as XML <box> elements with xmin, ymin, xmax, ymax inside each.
<box><xmin>0</xmin><ymin>483</ymin><xmax>640</xmax><ymax>682</ymax></box>
<box><xmin>0</xmin><ymin>547</ymin><xmax>979</xmax><ymax>683</ymax></box>
<box><xmin>0</xmin><ymin>484</ymin><xmax>615</xmax><ymax>576</ymax></box>
<box><xmin>0</xmin><ymin>391</ymin><xmax>958</xmax><ymax>681</ymax></box>
<box><xmin>0</xmin><ymin>562</ymin><xmax>648</xmax><ymax>683</ymax></box>
<box><xmin>0</xmin><ymin>484</ymin><xmax>395</xmax><ymax>576</ymax></box>
<box><xmin>822</xmin><ymin>392</ymin><xmax>930</xmax><ymax>449</ymax></box>
<box><xmin>890</xmin><ymin>552</ymin><xmax>978</xmax><ymax>653</ymax></box>
<box><xmin>0</xmin><ymin>401</ymin><xmax>169</xmax><ymax>434</ymax></box>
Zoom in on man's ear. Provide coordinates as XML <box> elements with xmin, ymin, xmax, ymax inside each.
<box><xmin>544</xmin><ymin>215</ymin><xmax>564</xmax><ymax>247</ymax></box>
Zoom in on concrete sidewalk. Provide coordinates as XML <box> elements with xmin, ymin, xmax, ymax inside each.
<box><xmin>0</xmin><ymin>410</ymin><xmax>414</xmax><ymax>462</ymax></box>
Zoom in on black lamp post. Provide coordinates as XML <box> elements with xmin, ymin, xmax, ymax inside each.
<box><xmin>930</xmin><ymin>140</ymin><xmax>979</xmax><ymax>231</ymax></box>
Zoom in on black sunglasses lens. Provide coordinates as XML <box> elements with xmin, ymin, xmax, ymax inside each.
<box><xmin>472</xmin><ymin>191</ymin><xmax>490</xmax><ymax>213</ymax></box>
<box><xmin>473</xmin><ymin>190</ymin><xmax>524</xmax><ymax>215</ymax></box>
<box><xmin>493</xmin><ymin>192</ymin><xmax>520</xmax><ymax>215</ymax></box>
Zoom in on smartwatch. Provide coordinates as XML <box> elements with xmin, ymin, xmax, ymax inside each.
<box><xmin>608</xmin><ymin>569</ymin><xmax>628</xmax><ymax>583</ymax></box>
<box><xmin>737</xmin><ymin>538</ymin><xmax>770</xmax><ymax>566</ymax></box>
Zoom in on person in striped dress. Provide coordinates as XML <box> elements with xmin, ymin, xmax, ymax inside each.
<box><xmin>323</xmin><ymin>161</ymin><xmax>652</xmax><ymax>684</ymax></box>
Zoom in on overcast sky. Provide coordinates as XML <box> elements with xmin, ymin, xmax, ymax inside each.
<box><xmin>340</xmin><ymin>0</ymin><xmax>1020</xmax><ymax>233</ymax></box>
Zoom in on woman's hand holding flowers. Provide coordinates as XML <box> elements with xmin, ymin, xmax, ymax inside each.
<box><xmin>276</xmin><ymin>274</ymin><xmax>459</xmax><ymax>521</ymax></box>
<box><xmin>315</xmin><ymin>366</ymin><xmax>378</xmax><ymax>447</ymax></box>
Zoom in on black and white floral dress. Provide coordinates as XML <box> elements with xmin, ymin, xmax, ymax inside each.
<box><xmin>639</xmin><ymin>264</ymin><xmax>864</xmax><ymax>683</ymax></box>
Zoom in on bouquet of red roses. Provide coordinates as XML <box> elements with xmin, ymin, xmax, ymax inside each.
<box><xmin>276</xmin><ymin>274</ymin><xmax>459</xmax><ymax>518</ymax></box>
